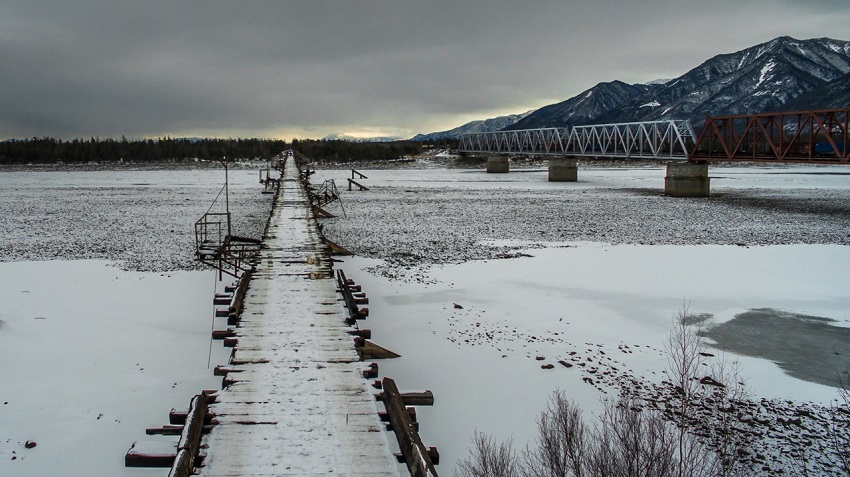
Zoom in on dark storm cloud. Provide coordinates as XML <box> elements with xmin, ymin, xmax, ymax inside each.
<box><xmin>2</xmin><ymin>1</ymin><xmax>849</xmax><ymax>140</ymax></box>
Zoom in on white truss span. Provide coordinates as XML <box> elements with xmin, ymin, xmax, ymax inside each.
<box><xmin>458</xmin><ymin>120</ymin><xmax>696</xmax><ymax>160</ymax></box>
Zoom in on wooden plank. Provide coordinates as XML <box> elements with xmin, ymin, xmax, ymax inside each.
<box><xmin>378</xmin><ymin>407</ymin><xmax>417</xmax><ymax>423</ymax></box>
<box><xmin>170</xmin><ymin>409</ymin><xmax>216</xmax><ymax>425</ymax></box>
<box><xmin>381</xmin><ymin>377</ymin><xmax>438</xmax><ymax>477</ymax></box>
<box><xmin>229</xmin><ymin>269</ymin><xmax>253</xmax><ymax>317</ymax></box>
<box><xmin>211</xmin><ymin>329</ymin><xmax>236</xmax><ymax>340</ymax></box>
<box><xmin>376</xmin><ymin>390</ymin><xmax>434</xmax><ymax>406</ymax></box>
<box><xmin>125</xmin><ymin>441</ymin><xmax>176</xmax><ymax>467</ymax></box>
<box><xmin>168</xmin><ymin>393</ymin><xmax>208</xmax><ymax>477</ymax></box>
<box><xmin>347</xmin><ymin>178</ymin><xmax>370</xmax><ymax>191</ymax></box>
<box><xmin>356</xmin><ymin>339</ymin><xmax>401</xmax><ymax>360</ymax></box>
<box><xmin>347</xmin><ymin>328</ymin><xmax>371</xmax><ymax>339</ymax></box>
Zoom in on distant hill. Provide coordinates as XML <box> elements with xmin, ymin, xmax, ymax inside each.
<box><xmin>410</xmin><ymin>111</ymin><xmax>532</xmax><ymax>142</ymax></box>
<box><xmin>322</xmin><ymin>133</ymin><xmax>404</xmax><ymax>142</ymax></box>
<box><xmin>417</xmin><ymin>36</ymin><xmax>850</xmax><ymax>139</ymax></box>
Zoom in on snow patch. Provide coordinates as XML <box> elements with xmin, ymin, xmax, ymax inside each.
<box><xmin>738</xmin><ymin>51</ymin><xmax>750</xmax><ymax>68</ymax></box>
<box><xmin>640</xmin><ymin>100</ymin><xmax>661</xmax><ymax>108</ymax></box>
<box><xmin>756</xmin><ymin>60</ymin><xmax>776</xmax><ymax>88</ymax></box>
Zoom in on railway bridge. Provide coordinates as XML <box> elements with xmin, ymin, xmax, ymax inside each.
<box><xmin>458</xmin><ymin>108</ymin><xmax>850</xmax><ymax>197</ymax></box>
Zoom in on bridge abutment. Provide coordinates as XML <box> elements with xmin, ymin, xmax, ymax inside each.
<box><xmin>548</xmin><ymin>157</ymin><xmax>578</xmax><ymax>182</ymax></box>
<box><xmin>486</xmin><ymin>155</ymin><xmax>510</xmax><ymax>173</ymax></box>
<box><xmin>664</xmin><ymin>162</ymin><xmax>710</xmax><ymax>197</ymax></box>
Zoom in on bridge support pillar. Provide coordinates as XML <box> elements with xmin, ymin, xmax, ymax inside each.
<box><xmin>486</xmin><ymin>156</ymin><xmax>510</xmax><ymax>173</ymax></box>
<box><xmin>665</xmin><ymin>162</ymin><xmax>710</xmax><ymax>197</ymax></box>
<box><xmin>548</xmin><ymin>157</ymin><xmax>578</xmax><ymax>182</ymax></box>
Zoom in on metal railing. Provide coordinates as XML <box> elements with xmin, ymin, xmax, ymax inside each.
<box><xmin>458</xmin><ymin>120</ymin><xmax>695</xmax><ymax>160</ymax></box>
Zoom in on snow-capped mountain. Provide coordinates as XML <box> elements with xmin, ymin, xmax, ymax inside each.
<box><xmin>594</xmin><ymin>36</ymin><xmax>850</xmax><ymax>127</ymax></box>
<box><xmin>414</xmin><ymin>36</ymin><xmax>850</xmax><ymax>139</ymax></box>
<box><xmin>504</xmin><ymin>81</ymin><xmax>653</xmax><ymax>130</ymax></box>
<box><xmin>410</xmin><ymin>111</ymin><xmax>532</xmax><ymax>141</ymax></box>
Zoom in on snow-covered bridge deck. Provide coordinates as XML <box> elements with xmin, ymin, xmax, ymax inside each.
<box><xmin>198</xmin><ymin>154</ymin><xmax>399</xmax><ymax>476</ymax></box>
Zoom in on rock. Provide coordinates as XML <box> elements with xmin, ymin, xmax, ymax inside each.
<box><xmin>535</xmin><ymin>356</ymin><xmax>545</xmax><ymax>361</ymax></box>
<box><xmin>453</xmin><ymin>303</ymin><xmax>463</xmax><ymax>309</ymax></box>
<box><xmin>558</xmin><ymin>360</ymin><xmax>573</xmax><ymax>368</ymax></box>
<box><xmin>25</xmin><ymin>440</ymin><xmax>36</xmax><ymax>449</ymax></box>
<box><xmin>700</xmin><ymin>376</ymin><xmax>725</xmax><ymax>387</ymax></box>
<box><xmin>541</xmin><ymin>364</ymin><xmax>554</xmax><ymax>369</ymax></box>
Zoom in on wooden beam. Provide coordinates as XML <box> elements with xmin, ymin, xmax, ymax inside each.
<box><xmin>376</xmin><ymin>390</ymin><xmax>434</xmax><ymax>406</ymax></box>
<box><xmin>380</xmin><ymin>377</ymin><xmax>438</xmax><ymax>476</ymax></box>
<box><xmin>229</xmin><ymin>269</ymin><xmax>253</xmax><ymax>318</ymax></box>
<box><xmin>379</xmin><ymin>407</ymin><xmax>417</xmax><ymax>423</ymax></box>
<box><xmin>170</xmin><ymin>409</ymin><xmax>217</xmax><ymax>425</ymax></box>
<box><xmin>146</xmin><ymin>425</ymin><xmax>215</xmax><ymax>436</ymax></box>
<box><xmin>211</xmin><ymin>328</ymin><xmax>236</xmax><ymax>340</ymax></box>
<box><xmin>347</xmin><ymin>328</ymin><xmax>371</xmax><ymax>339</ymax></box>
<box><xmin>395</xmin><ymin>447</ymin><xmax>440</xmax><ymax>465</ymax></box>
<box><xmin>362</xmin><ymin>362</ymin><xmax>379</xmax><ymax>379</ymax></box>
<box><xmin>168</xmin><ymin>393</ymin><xmax>208</xmax><ymax>477</ymax></box>
<box><xmin>356</xmin><ymin>339</ymin><xmax>401</xmax><ymax>360</ymax></box>
<box><xmin>324</xmin><ymin>238</ymin><xmax>352</xmax><ymax>256</ymax></box>
<box><xmin>125</xmin><ymin>441</ymin><xmax>176</xmax><ymax>467</ymax></box>
<box><xmin>313</xmin><ymin>205</ymin><xmax>336</xmax><ymax>218</ymax></box>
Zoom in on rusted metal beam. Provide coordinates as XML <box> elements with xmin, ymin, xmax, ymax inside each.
<box><xmin>690</xmin><ymin>108</ymin><xmax>850</xmax><ymax>164</ymax></box>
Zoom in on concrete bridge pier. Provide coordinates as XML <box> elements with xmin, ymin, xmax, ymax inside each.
<box><xmin>549</xmin><ymin>157</ymin><xmax>578</xmax><ymax>182</ymax></box>
<box><xmin>486</xmin><ymin>155</ymin><xmax>510</xmax><ymax>173</ymax></box>
<box><xmin>664</xmin><ymin>162</ymin><xmax>710</xmax><ymax>197</ymax></box>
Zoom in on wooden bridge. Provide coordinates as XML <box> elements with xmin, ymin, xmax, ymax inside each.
<box><xmin>197</xmin><ymin>153</ymin><xmax>402</xmax><ymax>476</ymax></box>
<box><xmin>128</xmin><ymin>151</ymin><xmax>439</xmax><ymax>476</ymax></box>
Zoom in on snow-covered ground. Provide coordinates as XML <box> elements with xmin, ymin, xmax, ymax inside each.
<box><xmin>0</xmin><ymin>164</ymin><xmax>273</xmax><ymax>270</ymax></box>
<box><xmin>0</xmin><ymin>164</ymin><xmax>270</xmax><ymax>476</ymax></box>
<box><xmin>0</xmin><ymin>261</ymin><xmax>231</xmax><ymax>476</ymax></box>
<box><xmin>1</xmin><ymin>161</ymin><xmax>848</xmax><ymax>476</ymax></box>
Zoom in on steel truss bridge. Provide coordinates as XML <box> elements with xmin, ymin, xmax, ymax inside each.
<box><xmin>457</xmin><ymin>109</ymin><xmax>850</xmax><ymax>164</ymax></box>
<box><xmin>691</xmin><ymin>108</ymin><xmax>850</xmax><ymax>164</ymax></box>
<box><xmin>458</xmin><ymin>120</ymin><xmax>696</xmax><ymax>160</ymax></box>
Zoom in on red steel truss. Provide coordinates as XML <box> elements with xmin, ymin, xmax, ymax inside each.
<box><xmin>690</xmin><ymin>108</ymin><xmax>850</xmax><ymax>164</ymax></box>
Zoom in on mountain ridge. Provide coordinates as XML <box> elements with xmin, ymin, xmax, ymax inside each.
<box><xmin>411</xmin><ymin>111</ymin><xmax>533</xmax><ymax>141</ymax></box>
<box><xmin>413</xmin><ymin>36</ymin><xmax>850</xmax><ymax>139</ymax></box>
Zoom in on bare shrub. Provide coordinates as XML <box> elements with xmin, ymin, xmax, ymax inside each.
<box><xmin>830</xmin><ymin>369</ymin><xmax>850</xmax><ymax>476</ymax></box>
<box><xmin>457</xmin><ymin>393</ymin><xmax>718</xmax><ymax>477</ymax></box>
<box><xmin>456</xmin><ymin>301</ymin><xmax>752</xmax><ymax>477</ymax></box>
<box><xmin>591</xmin><ymin>396</ymin><xmax>682</xmax><ymax>477</ymax></box>
<box><xmin>704</xmin><ymin>354</ymin><xmax>750</xmax><ymax>477</ymax></box>
<box><xmin>665</xmin><ymin>301</ymin><xmax>708</xmax><ymax>477</ymax></box>
<box><xmin>524</xmin><ymin>390</ymin><xmax>588</xmax><ymax>477</ymax></box>
<box><xmin>455</xmin><ymin>432</ymin><xmax>521</xmax><ymax>477</ymax></box>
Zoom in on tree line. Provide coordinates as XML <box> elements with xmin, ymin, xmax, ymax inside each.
<box><xmin>0</xmin><ymin>136</ymin><xmax>432</xmax><ymax>164</ymax></box>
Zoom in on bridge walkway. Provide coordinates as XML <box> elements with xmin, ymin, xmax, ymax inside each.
<box><xmin>197</xmin><ymin>154</ymin><xmax>399</xmax><ymax>476</ymax></box>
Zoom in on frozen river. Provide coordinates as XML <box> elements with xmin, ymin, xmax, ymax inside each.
<box><xmin>1</xmin><ymin>160</ymin><xmax>848</xmax><ymax>475</ymax></box>
<box><xmin>314</xmin><ymin>162</ymin><xmax>850</xmax><ymax>475</ymax></box>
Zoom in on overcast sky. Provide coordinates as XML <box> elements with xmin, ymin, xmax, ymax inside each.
<box><xmin>2</xmin><ymin>1</ymin><xmax>849</xmax><ymax>140</ymax></box>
